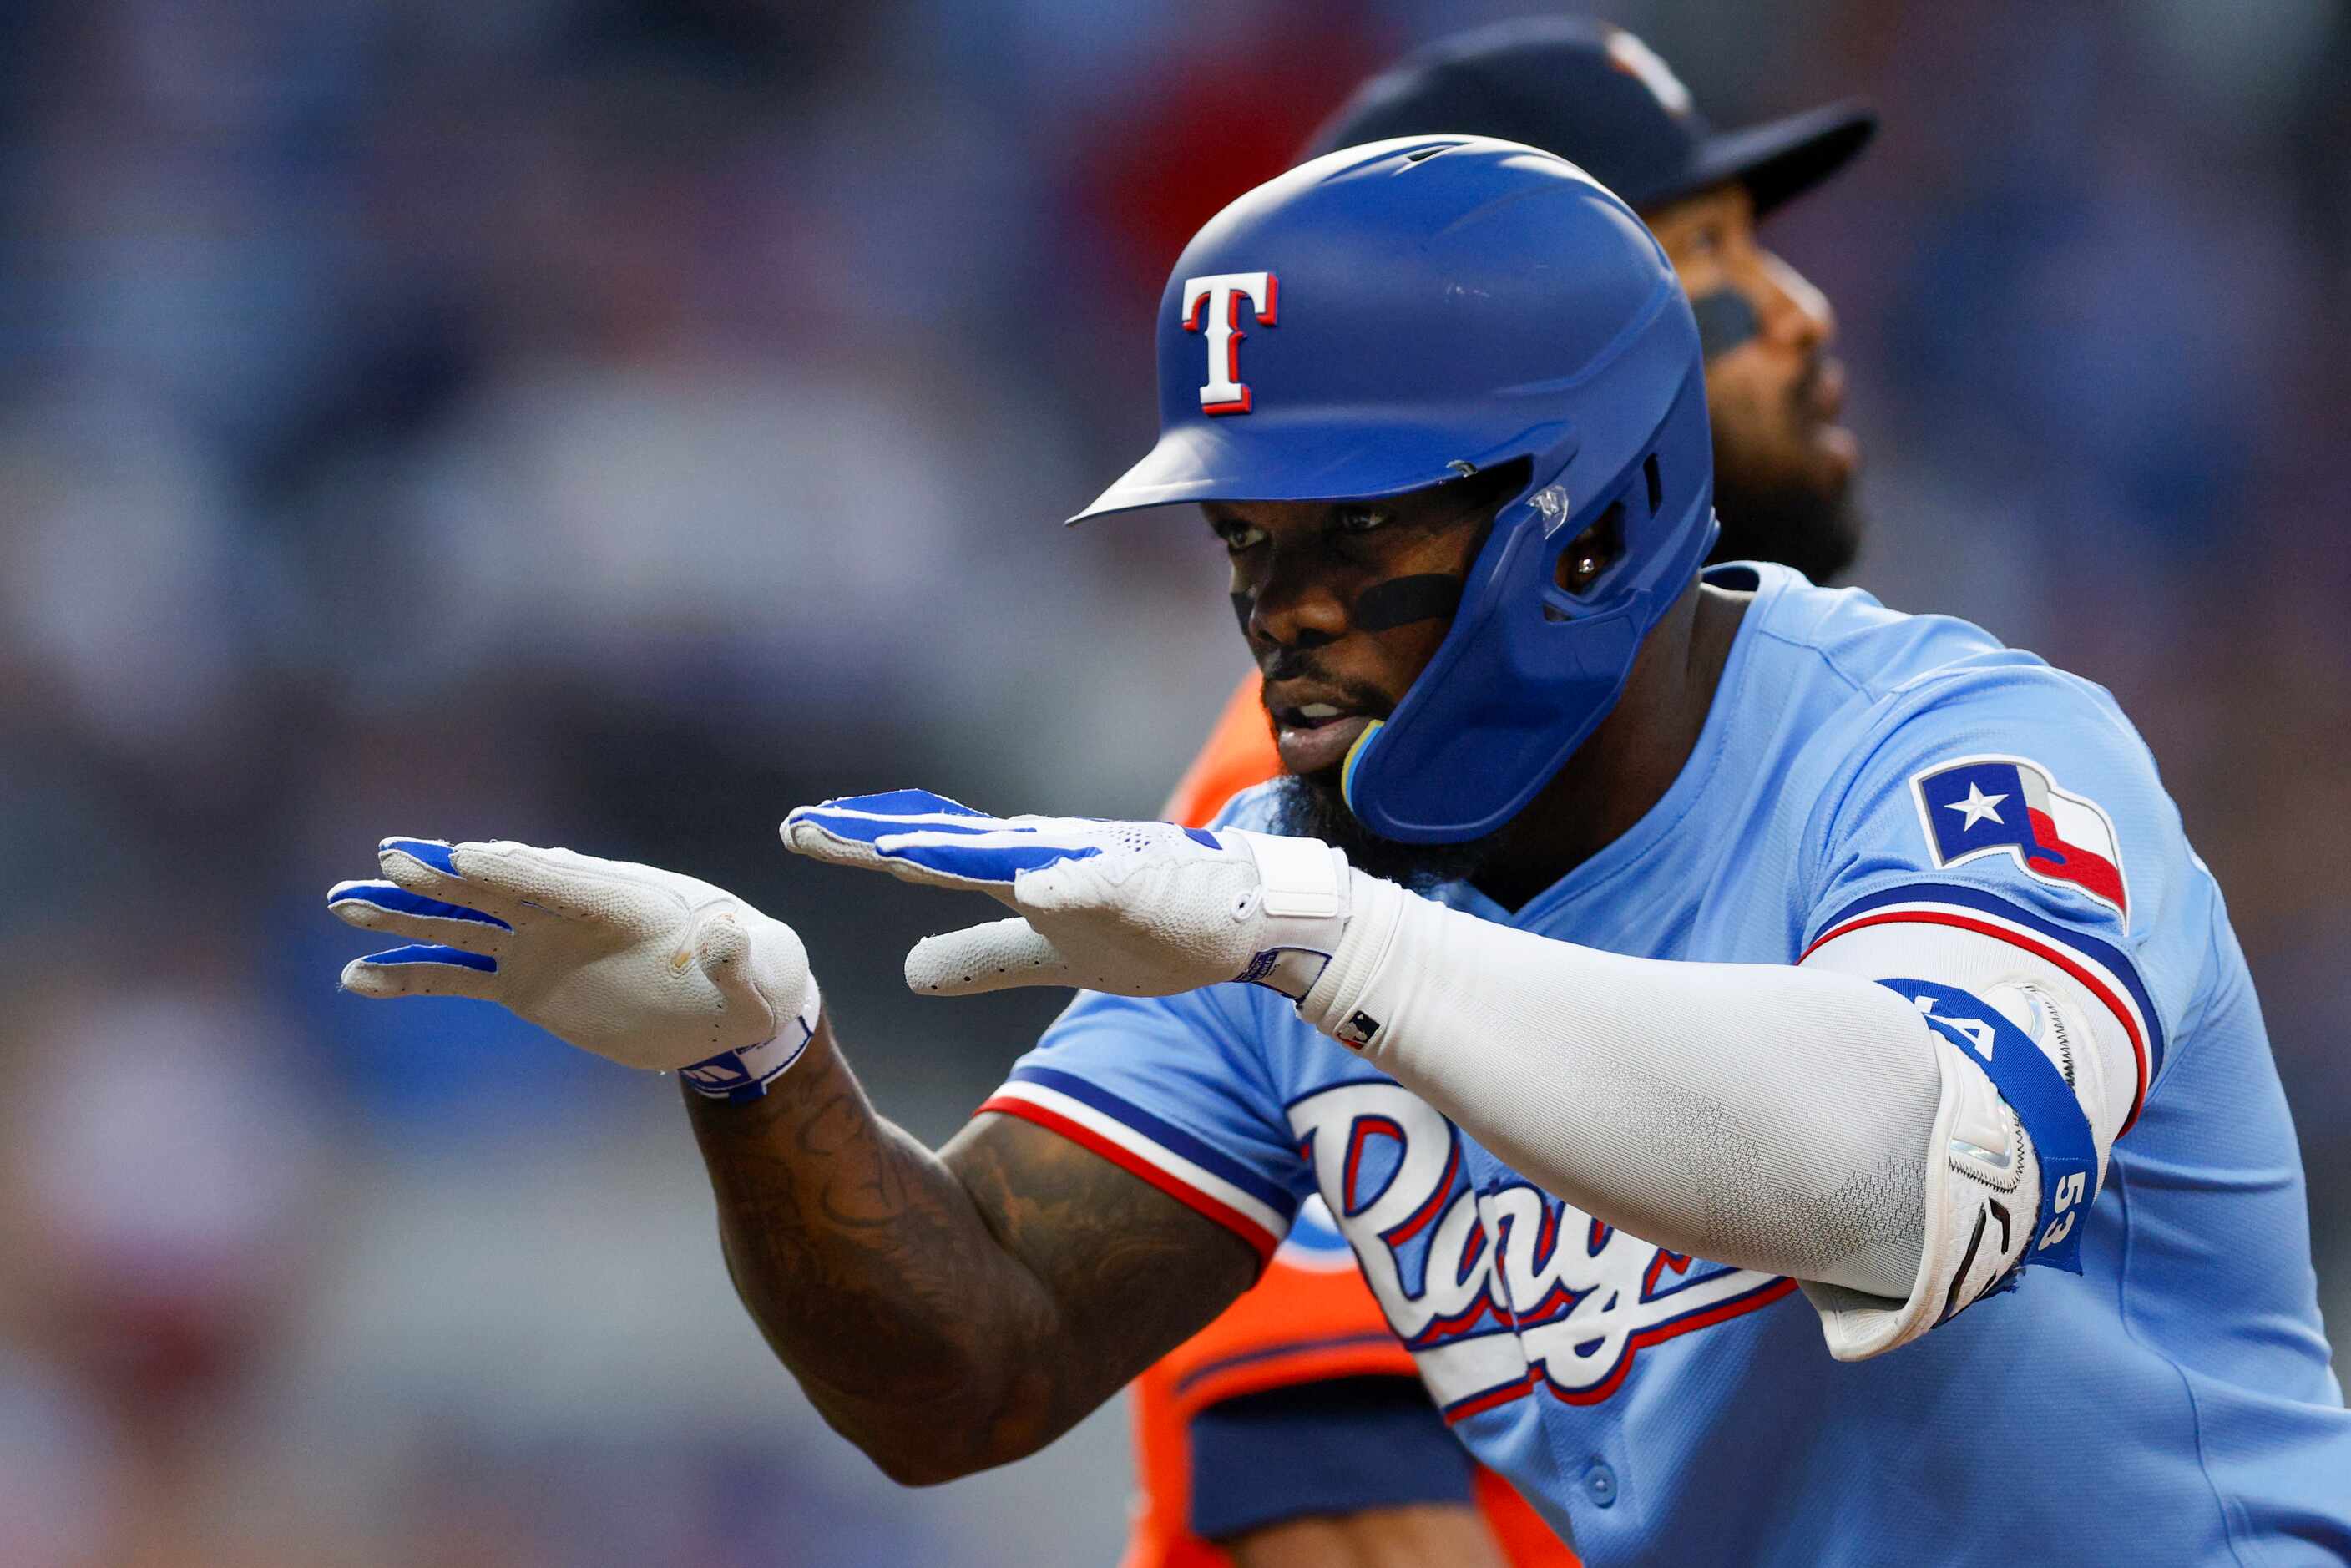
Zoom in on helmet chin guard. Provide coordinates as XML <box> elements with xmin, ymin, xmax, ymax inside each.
<box><xmin>1079</xmin><ymin>136</ymin><xmax>1717</xmax><ymax>844</ymax></box>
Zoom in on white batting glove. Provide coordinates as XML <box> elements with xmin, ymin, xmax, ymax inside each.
<box><xmin>328</xmin><ymin>837</ymin><xmax>820</xmax><ymax>1104</ymax></box>
<box><xmin>781</xmin><ymin>790</ymin><xmax>1354</xmax><ymax>1000</ymax></box>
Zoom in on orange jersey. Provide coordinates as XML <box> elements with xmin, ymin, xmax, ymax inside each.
<box><xmin>1124</xmin><ymin>673</ymin><xmax>1576</xmax><ymax>1568</ymax></box>
<box><xmin>1160</xmin><ymin>674</ymin><xmax>1282</xmax><ymax>833</ymax></box>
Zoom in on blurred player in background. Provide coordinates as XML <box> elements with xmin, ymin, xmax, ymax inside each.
<box><xmin>1140</xmin><ymin>23</ymin><xmax>1872</xmax><ymax>1562</ymax></box>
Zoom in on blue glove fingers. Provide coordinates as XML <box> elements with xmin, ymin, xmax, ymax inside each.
<box><xmin>814</xmin><ymin>789</ymin><xmax>989</xmax><ymax>819</ymax></box>
<box><xmin>786</xmin><ymin>796</ymin><xmax>1014</xmax><ymax>850</ymax></box>
<box><xmin>340</xmin><ymin>941</ymin><xmax>502</xmax><ymax>1001</ymax></box>
<box><xmin>356</xmin><ymin>943</ymin><xmax>498</xmax><ymax>972</ymax></box>
<box><xmin>378</xmin><ymin>837</ymin><xmax>475</xmax><ymax>893</ymax></box>
<box><xmin>328</xmin><ymin>880</ymin><xmax>513</xmax><ymax>931</ymax></box>
<box><xmin>373</xmin><ymin>837</ymin><xmax>544</xmax><ymax>923</ymax></box>
<box><xmin>380</xmin><ymin>837</ymin><xmax>458</xmax><ymax>874</ymax></box>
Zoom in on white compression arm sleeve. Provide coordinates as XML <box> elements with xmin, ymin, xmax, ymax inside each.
<box><xmin>1299</xmin><ymin>874</ymin><xmax>1943</xmax><ymax>1302</ymax></box>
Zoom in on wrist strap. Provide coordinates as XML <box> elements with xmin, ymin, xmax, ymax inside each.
<box><xmin>1229</xmin><ymin>831</ymin><xmax>1349</xmax><ymax>999</ymax></box>
<box><xmin>679</xmin><ymin>977</ymin><xmax>822</xmax><ymax>1105</ymax></box>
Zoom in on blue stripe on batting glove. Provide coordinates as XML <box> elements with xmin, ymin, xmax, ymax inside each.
<box><xmin>873</xmin><ymin>838</ymin><xmax>1099</xmax><ymax>884</ymax></box>
<box><xmin>359</xmin><ymin>943</ymin><xmax>498</xmax><ymax>973</ymax></box>
<box><xmin>381</xmin><ymin>837</ymin><xmax>459</xmax><ymax>874</ymax></box>
<box><xmin>823</xmin><ymin>789</ymin><xmax>988</xmax><ymax>818</ymax></box>
<box><xmin>330</xmin><ymin>881</ymin><xmax>513</xmax><ymax>930</ymax></box>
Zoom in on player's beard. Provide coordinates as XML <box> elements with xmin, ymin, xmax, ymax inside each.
<box><xmin>1708</xmin><ymin>460</ymin><xmax>1861</xmax><ymax>584</ymax></box>
<box><xmin>1706</xmin><ymin>359</ymin><xmax>1864</xmax><ymax>585</ymax></box>
<box><xmin>1266</xmin><ymin>770</ymin><xmax>1499</xmax><ymax>893</ymax></box>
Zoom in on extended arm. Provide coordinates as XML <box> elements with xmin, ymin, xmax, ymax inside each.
<box><xmin>329</xmin><ymin>837</ymin><xmax>1256</xmax><ymax>1484</ymax></box>
<box><xmin>1302</xmin><ymin>873</ymin><xmax>2124</xmax><ymax>1354</ymax></box>
<box><xmin>1302</xmin><ymin>878</ymin><xmax>1943</xmax><ymax>1299</ymax></box>
<box><xmin>784</xmin><ymin>794</ymin><xmax>2128</xmax><ymax>1358</ymax></box>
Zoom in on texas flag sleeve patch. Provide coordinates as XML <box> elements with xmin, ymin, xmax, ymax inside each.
<box><xmin>1910</xmin><ymin>756</ymin><xmax>2129</xmax><ymax>918</ymax></box>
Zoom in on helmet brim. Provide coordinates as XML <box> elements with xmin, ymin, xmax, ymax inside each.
<box><xmin>1069</xmin><ymin>411</ymin><xmax>1570</xmax><ymax>524</ymax></box>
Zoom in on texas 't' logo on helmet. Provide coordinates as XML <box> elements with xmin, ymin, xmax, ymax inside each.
<box><xmin>1182</xmin><ymin>271</ymin><xmax>1278</xmax><ymax>415</ymax></box>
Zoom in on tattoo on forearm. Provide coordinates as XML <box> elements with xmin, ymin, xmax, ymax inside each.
<box><xmin>684</xmin><ymin>1028</ymin><xmax>1256</xmax><ymax>1478</ymax></box>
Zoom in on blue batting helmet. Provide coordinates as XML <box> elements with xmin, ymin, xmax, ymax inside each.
<box><xmin>1074</xmin><ymin>136</ymin><xmax>1716</xmax><ymax>843</ymax></box>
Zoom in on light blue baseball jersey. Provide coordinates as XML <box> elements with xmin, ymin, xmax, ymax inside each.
<box><xmin>978</xmin><ymin>563</ymin><xmax>2350</xmax><ymax>1565</ymax></box>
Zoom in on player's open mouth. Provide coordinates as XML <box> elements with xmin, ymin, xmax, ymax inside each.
<box><xmin>1271</xmin><ymin>703</ymin><xmax>1377</xmax><ymax>777</ymax></box>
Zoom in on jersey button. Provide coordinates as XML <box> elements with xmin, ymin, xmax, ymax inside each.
<box><xmin>1583</xmin><ymin>1461</ymin><xmax>1618</xmax><ymax>1508</ymax></box>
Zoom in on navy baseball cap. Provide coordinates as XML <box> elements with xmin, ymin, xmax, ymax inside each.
<box><xmin>1305</xmin><ymin>16</ymin><xmax>1874</xmax><ymax>217</ymax></box>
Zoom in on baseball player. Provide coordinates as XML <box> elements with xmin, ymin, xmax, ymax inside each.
<box><xmin>1138</xmin><ymin>25</ymin><xmax>1873</xmax><ymax>1560</ymax></box>
<box><xmin>329</xmin><ymin>138</ymin><xmax>2350</xmax><ymax>1567</ymax></box>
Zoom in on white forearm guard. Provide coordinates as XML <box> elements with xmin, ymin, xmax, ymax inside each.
<box><xmin>1300</xmin><ymin>873</ymin><xmax>2104</xmax><ymax>1358</ymax></box>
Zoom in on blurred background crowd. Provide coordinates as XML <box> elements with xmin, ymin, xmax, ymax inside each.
<box><xmin>1</xmin><ymin>0</ymin><xmax>2345</xmax><ymax>1562</ymax></box>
